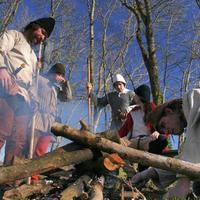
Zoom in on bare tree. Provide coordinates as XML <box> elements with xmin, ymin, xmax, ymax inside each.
<box><xmin>0</xmin><ymin>0</ymin><xmax>21</xmax><ymax>36</ymax></box>
<box><xmin>196</xmin><ymin>0</ymin><xmax>200</xmax><ymax>8</ymax></box>
<box><xmin>120</xmin><ymin>0</ymin><xmax>163</xmax><ymax>104</ymax></box>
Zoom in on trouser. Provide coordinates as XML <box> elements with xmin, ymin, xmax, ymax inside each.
<box><xmin>138</xmin><ymin>135</ymin><xmax>168</xmax><ymax>172</ymax></box>
<box><xmin>24</xmin><ymin>129</ymin><xmax>53</xmax><ymax>158</ymax></box>
<box><xmin>0</xmin><ymin>95</ymin><xmax>30</xmax><ymax>165</ymax></box>
<box><xmin>30</xmin><ymin>130</ymin><xmax>53</xmax><ymax>183</ymax></box>
<box><xmin>193</xmin><ymin>181</ymin><xmax>200</xmax><ymax>196</ymax></box>
<box><xmin>34</xmin><ymin>131</ymin><xmax>53</xmax><ymax>157</ymax></box>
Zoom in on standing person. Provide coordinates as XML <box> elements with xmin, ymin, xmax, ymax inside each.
<box><xmin>30</xmin><ymin>63</ymin><xmax>72</xmax><ymax>183</ymax></box>
<box><xmin>87</xmin><ymin>74</ymin><xmax>135</xmax><ymax>130</ymax></box>
<box><xmin>32</xmin><ymin>63</ymin><xmax>72</xmax><ymax>158</ymax></box>
<box><xmin>0</xmin><ymin>17</ymin><xmax>55</xmax><ymax>165</ymax></box>
<box><xmin>118</xmin><ymin>84</ymin><xmax>168</xmax><ymax>171</ymax></box>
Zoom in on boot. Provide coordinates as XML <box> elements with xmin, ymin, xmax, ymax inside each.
<box><xmin>162</xmin><ymin>178</ymin><xmax>190</xmax><ymax>199</ymax></box>
<box><xmin>132</xmin><ymin>167</ymin><xmax>158</xmax><ymax>187</ymax></box>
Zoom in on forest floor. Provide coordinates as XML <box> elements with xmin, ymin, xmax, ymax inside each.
<box><xmin>0</xmin><ymin>164</ymin><xmax>199</xmax><ymax>200</ymax></box>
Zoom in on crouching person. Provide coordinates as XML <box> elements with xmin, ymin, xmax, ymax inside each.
<box><xmin>118</xmin><ymin>84</ymin><xmax>168</xmax><ymax>172</ymax></box>
<box><xmin>29</xmin><ymin>63</ymin><xmax>72</xmax><ymax>183</ymax></box>
<box><xmin>131</xmin><ymin>91</ymin><xmax>200</xmax><ymax>199</ymax></box>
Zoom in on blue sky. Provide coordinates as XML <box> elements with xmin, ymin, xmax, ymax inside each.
<box><xmin>1</xmin><ymin>0</ymin><xmax>197</xmax><ymax>162</ymax></box>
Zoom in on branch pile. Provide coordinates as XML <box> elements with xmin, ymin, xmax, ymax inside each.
<box><xmin>0</xmin><ymin>121</ymin><xmax>199</xmax><ymax>199</ymax></box>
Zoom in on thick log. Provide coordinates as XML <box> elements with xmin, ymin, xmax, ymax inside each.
<box><xmin>90</xmin><ymin>176</ymin><xmax>104</xmax><ymax>200</ymax></box>
<box><xmin>0</xmin><ymin>143</ymin><xmax>93</xmax><ymax>184</ymax></box>
<box><xmin>51</xmin><ymin>122</ymin><xmax>200</xmax><ymax>179</ymax></box>
<box><xmin>60</xmin><ymin>175</ymin><xmax>91</xmax><ymax>200</ymax></box>
<box><xmin>3</xmin><ymin>182</ymin><xmax>53</xmax><ymax>200</ymax></box>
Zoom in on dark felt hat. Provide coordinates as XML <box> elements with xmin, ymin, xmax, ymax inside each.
<box><xmin>31</xmin><ymin>17</ymin><xmax>55</xmax><ymax>37</ymax></box>
<box><xmin>48</xmin><ymin>63</ymin><xmax>65</xmax><ymax>76</ymax></box>
<box><xmin>134</xmin><ymin>84</ymin><xmax>151</xmax><ymax>103</ymax></box>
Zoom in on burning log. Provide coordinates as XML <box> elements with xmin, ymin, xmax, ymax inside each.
<box><xmin>51</xmin><ymin>122</ymin><xmax>200</xmax><ymax>179</ymax></box>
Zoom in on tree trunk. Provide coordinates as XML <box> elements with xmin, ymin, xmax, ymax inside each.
<box><xmin>120</xmin><ymin>0</ymin><xmax>163</xmax><ymax>104</ymax></box>
<box><xmin>51</xmin><ymin>122</ymin><xmax>200</xmax><ymax>179</ymax></box>
<box><xmin>0</xmin><ymin>143</ymin><xmax>93</xmax><ymax>184</ymax></box>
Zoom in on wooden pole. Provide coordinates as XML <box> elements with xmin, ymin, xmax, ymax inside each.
<box><xmin>87</xmin><ymin>57</ymin><xmax>92</xmax><ymax>128</ymax></box>
<box><xmin>27</xmin><ymin>42</ymin><xmax>43</xmax><ymax>184</ymax></box>
<box><xmin>51</xmin><ymin>122</ymin><xmax>200</xmax><ymax>179</ymax></box>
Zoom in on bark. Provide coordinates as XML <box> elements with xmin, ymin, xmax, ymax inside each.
<box><xmin>121</xmin><ymin>185</ymin><xmax>146</xmax><ymax>200</ymax></box>
<box><xmin>0</xmin><ymin>143</ymin><xmax>93</xmax><ymax>184</ymax></box>
<box><xmin>3</xmin><ymin>182</ymin><xmax>53</xmax><ymax>200</ymax></box>
<box><xmin>120</xmin><ymin>0</ymin><xmax>163</xmax><ymax>104</ymax></box>
<box><xmin>77</xmin><ymin>156</ymin><xmax>107</xmax><ymax>175</ymax></box>
<box><xmin>90</xmin><ymin>181</ymin><xmax>104</xmax><ymax>200</ymax></box>
<box><xmin>52</xmin><ymin>122</ymin><xmax>200</xmax><ymax>179</ymax></box>
<box><xmin>77</xmin><ymin>152</ymin><xmax>124</xmax><ymax>174</ymax></box>
<box><xmin>87</xmin><ymin>0</ymin><xmax>95</xmax><ymax>85</ymax></box>
<box><xmin>0</xmin><ymin>0</ymin><xmax>21</xmax><ymax>36</ymax></box>
<box><xmin>60</xmin><ymin>175</ymin><xmax>91</xmax><ymax>200</ymax></box>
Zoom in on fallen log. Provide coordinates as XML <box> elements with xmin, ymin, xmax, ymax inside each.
<box><xmin>90</xmin><ymin>176</ymin><xmax>104</xmax><ymax>200</ymax></box>
<box><xmin>60</xmin><ymin>175</ymin><xmax>91</xmax><ymax>200</ymax></box>
<box><xmin>0</xmin><ymin>143</ymin><xmax>93</xmax><ymax>184</ymax></box>
<box><xmin>2</xmin><ymin>182</ymin><xmax>53</xmax><ymax>200</ymax></box>
<box><xmin>51</xmin><ymin>122</ymin><xmax>200</xmax><ymax>179</ymax></box>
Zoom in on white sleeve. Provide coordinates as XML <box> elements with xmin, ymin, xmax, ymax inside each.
<box><xmin>0</xmin><ymin>30</ymin><xmax>17</xmax><ymax>68</ymax></box>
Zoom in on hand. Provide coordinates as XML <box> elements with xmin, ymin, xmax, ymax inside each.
<box><xmin>87</xmin><ymin>82</ymin><xmax>93</xmax><ymax>94</ymax></box>
<box><xmin>150</xmin><ymin>131</ymin><xmax>160</xmax><ymax>140</ymax></box>
<box><xmin>0</xmin><ymin>68</ymin><xmax>12</xmax><ymax>92</ymax></box>
<box><xmin>61</xmin><ymin>80</ymin><xmax>68</xmax><ymax>87</ymax></box>
<box><xmin>118</xmin><ymin>110</ymin><xmax>128</xmax><ymax>120</ymax></box>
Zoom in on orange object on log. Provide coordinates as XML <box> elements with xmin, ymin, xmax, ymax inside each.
<box><xmin>104</xmin><ymin>153</ymin><xmax>125</xmax><ymax>171</ymax></box>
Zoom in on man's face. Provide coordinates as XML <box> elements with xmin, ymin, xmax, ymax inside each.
<box><xmin>31</xmin><ymin>27</ymin><xmax>48</xmax><ymax>45</ymax></box>
<box><xmin>114</xmin><ymin>81</ymin><xmax>125</xmax><ymax>92</ymax></box>
<box><xmin>54</xmin><ymin>73</ymin><xmax>65</xmax><ymax>84</ymax></box>
<box><xmin>157</xmin><ymin>109</ymin><xmax>181</xmax><ymax>135</ymax></box>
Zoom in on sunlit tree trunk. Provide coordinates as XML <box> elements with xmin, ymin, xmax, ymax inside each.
<box><xmin>120</xmin><ymin>0</ymin><xmax>163</xmax><ymax>104</ymax></box>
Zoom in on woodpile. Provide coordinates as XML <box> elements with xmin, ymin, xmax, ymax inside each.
<box><xmin>0</xmin><ymin>121</ymin><xmax>200</xmax><ymax>199</ymax></box>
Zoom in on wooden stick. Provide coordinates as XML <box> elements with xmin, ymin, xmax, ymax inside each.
<box><xmin>27</xmin><ymin>42</ymin><xmax>43</xmax><ymax>184</ymax></box>
<box><xmin>87</xmin><ymin>57</ymin><xmax>92</xmax><ymax>128</ymax></box>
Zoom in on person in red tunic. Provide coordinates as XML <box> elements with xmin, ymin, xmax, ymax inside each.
<box><xmin>118</xmin><ymin>84</ymin><xmax>168</xmax><ymax>171</ymax></box>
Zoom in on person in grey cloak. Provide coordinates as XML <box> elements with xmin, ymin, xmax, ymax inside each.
<box><xmin>87</xmin><ymin>74</ymin><xmax>135</xmax><ymax>130</ymax></box>
<box><xmin>131</xmin><ymin>86</ymin><xmax>200</xmax><ymax>199</ymax></box>
<box><xmin>32</xmin><ymin>63</ymin><xmax>72</xmax><ymax>156</ymax></box>
<box><xmin>29</xmin><ymin>63</ymin><xmax>72</xmax><ymax>183</ymax></box>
